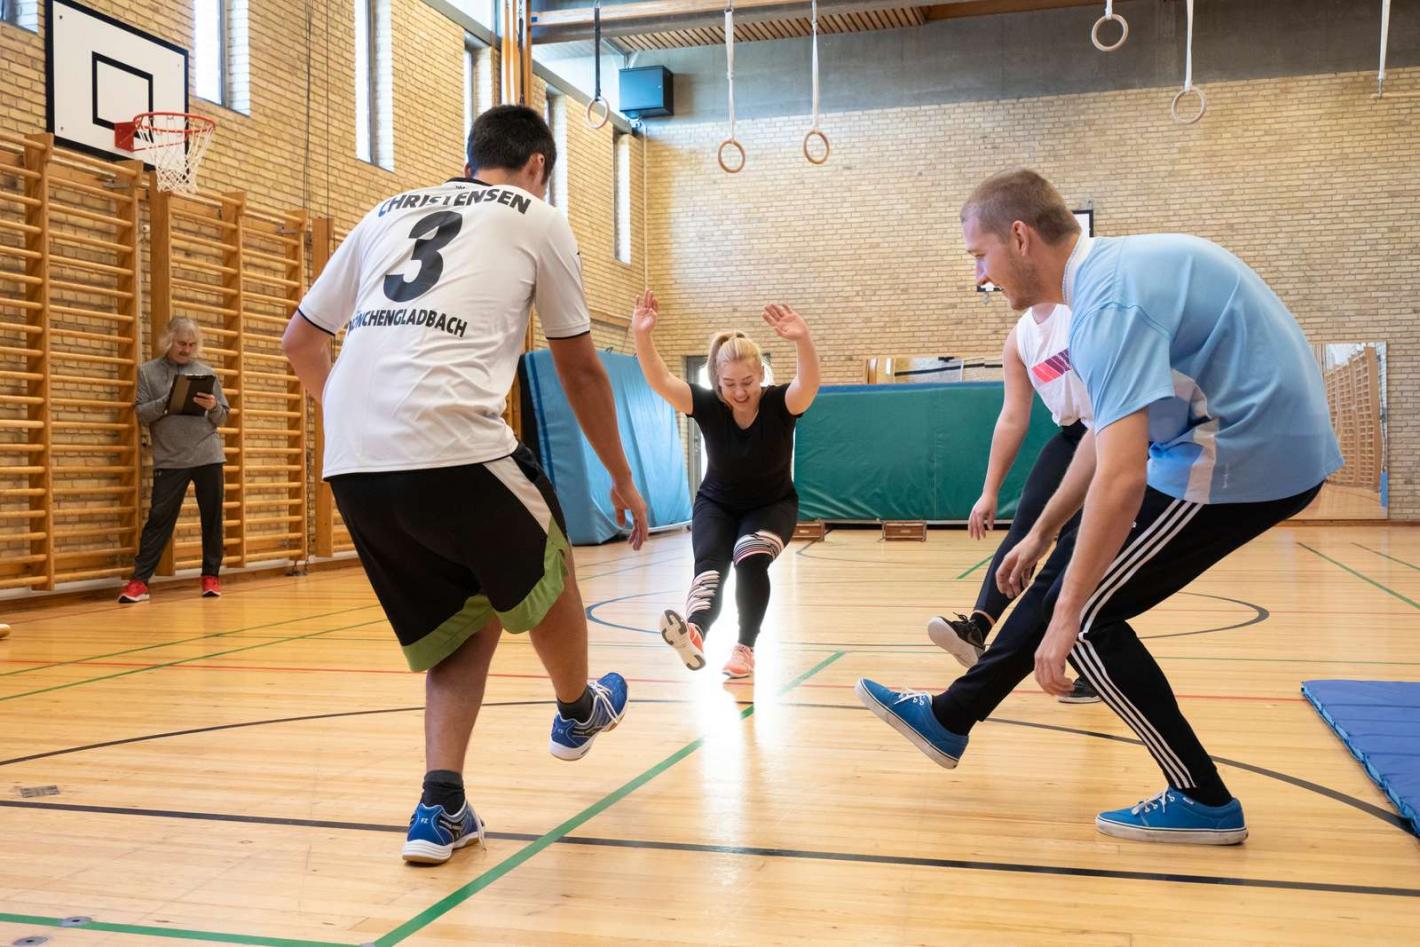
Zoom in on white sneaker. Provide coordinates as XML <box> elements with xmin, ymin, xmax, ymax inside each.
<box><xmin>659</xmin><ymin>610</ymin><xmax>705</xmax><ymax>671</ymax></box>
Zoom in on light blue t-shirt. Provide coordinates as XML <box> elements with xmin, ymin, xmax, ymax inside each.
<box><xmin>1067</xmin><ymin>234</ymin><xmax>1341</xmax><ymax>504</ymax></box>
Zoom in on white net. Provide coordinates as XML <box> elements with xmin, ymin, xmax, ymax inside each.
<box><xmin>134</xmin><ymin>113</ymin><xmax>215</xmax><ymax>195</ymax></box>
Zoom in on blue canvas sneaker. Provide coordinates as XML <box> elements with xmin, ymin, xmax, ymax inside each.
<box><xmin>1096</xmin><ymin>788</ymin><xmax>1248</xmax><ymax>844</ymax></box>
<box><xmin>855</xmin><ymin>678</ymin><xmax>968</xmax><ymax>769</ymax></box>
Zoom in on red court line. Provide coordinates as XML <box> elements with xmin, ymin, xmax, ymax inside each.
<box><xmin>0</xmin><ymin>656</ymin><xmax>1306</xmax><ymax>702</ymax></box>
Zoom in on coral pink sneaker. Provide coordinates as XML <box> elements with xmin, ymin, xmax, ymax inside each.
<box><xmin>723</xmin><ymin>643</ymin><xmax>755</xmax><ymax>680</ymax></box>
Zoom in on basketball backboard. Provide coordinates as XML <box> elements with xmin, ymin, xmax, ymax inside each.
<box><xmin>46</xmin><ymin>0</ymin><xmax>188</xmax><ymax>162</ymax></box>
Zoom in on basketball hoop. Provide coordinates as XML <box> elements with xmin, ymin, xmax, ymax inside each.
<box><xmin>115</xmin><ymin>112</ymin><xmax>216</xmax><ymax>195</ymax></box>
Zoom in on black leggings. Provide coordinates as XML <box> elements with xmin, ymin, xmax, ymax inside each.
<box><xmin>131</xmin><ymin>463</ymin><xmax>225</xmax><ymax>581</ymax></box>
<box><xmin>974</xmin><ymin>422</ymin><xmax>1087</xmax><ymax>621</ymax></box>
<box><xmin>939</xmin><ymin>482</ymin><xmax>1321</xmax><ymax>804</ymax></box>
<box><xmin>686</xmin><ymin>493</ymin><xmax>797</xmax><ymax>647</ymax></box>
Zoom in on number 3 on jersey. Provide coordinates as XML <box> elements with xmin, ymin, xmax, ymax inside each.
<box><xmin>383</xmin><ymin>210</ymin><xmax>463</xmax><ymax>303</ymax></box>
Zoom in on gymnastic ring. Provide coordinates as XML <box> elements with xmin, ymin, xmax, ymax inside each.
<box><xmin>585</xmin><ymin>96</ymin><xmax>611</xmax><ymax>130</ymax></box>
<box><xmin>802</xmin><ymin>128</ymin><xmax>830</xmax><ymax>165</ymax></box>
<box><xmin>718</xmin><ymin>138</ymin><xmax>746</xmax><ymax>174</ymax></box>
<box><xmin>1171</xmin><ymin>86</ymin><xmax>1207</xmax><ymax>125</ymax></box>
<box><xmin>1091</xmin><ymin>13</ymin><xmax>1128</xmax><ymax>52</ymax></box>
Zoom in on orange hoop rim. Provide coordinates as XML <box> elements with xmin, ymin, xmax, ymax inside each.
<box><xmin>117</xmin><ymin>111</ymin><xmax>217</xmax><ymax>151</ymax></box>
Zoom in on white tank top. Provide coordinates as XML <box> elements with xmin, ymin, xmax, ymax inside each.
<box><xmin>1014</xmin><ymin>305</ymin><xmax>1092</xmax><ymax>428</ymax></box>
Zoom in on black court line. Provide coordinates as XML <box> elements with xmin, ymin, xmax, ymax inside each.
<box><xmin>0</xmin><ymin>699</ymin><xmax>749</xmax><ymax>769</ymax></box>
<box><xmin>1138</xmin><ymin>591</ymin><xmax>1269</xmax><ymax>640</ymax></box>
<box><xmin>584</xmin><ymin>589</ymin><xmax>670</xmax><ymax>635</ymax></box>
<box><xmin>577</xmin><ymin>551</ymin><xmax>686</xmax><ymax>581</ymax></box>
<box><xmin>0</xmin><ymin>703</ymin><xmax>492</xmax><ymax>768</ymax></box>
<box><xmin>982</xmin><ymin>715</ymin><xmax>1413</xmax><ymax>833</ymax></box>
<box><xmin>4</xmin><ymin>798</ymin><xmax>1415</xmax><ymax>900</ymax></box>
<box><xmin>548</xmin><ymin>836</ymin><xmax>1420</xmax><ymax>899</ymax></box>
<box><xmin>0</xmin><ymin>548</ymin><xmax>671</xmax><ymax>649</ymax></box>
<box><xmin>584</xmin><ymin>587</ymin><xmax>1269</xmax><ymax>645</ymax></box>
<box><xmin>0</xmin><ymin>602</ymin><xmax>382</xmax><ymax>680</ymax></box>
<box><xmin>3</xmin><ymin>699</ymin><xmax>1406</xmax><ymax>836</ymax></box>
<box><xmin>0</xmin><ymin>567</ymin><xmax>364</xmax><ymax>631</ymax></box>
<box><xmin>794</xmin><ymin>541</ymin><xmax>945</xmax><ymax>566</ymax></box>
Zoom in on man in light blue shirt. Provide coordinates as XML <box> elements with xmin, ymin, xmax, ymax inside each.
<box><xmin>1067</xmin><ymin>231</ymin><xmax>1340</xmax><ymax>504</ymax></box>
<box><xmin>856</xmin><ymin>169</ymin><xmax>1340</xmax><ymax>846</ymax></box>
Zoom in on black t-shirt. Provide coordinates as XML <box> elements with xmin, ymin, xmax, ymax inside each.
<box><xmin>690</xmin><ymin>383</ymin><xmax>800</xmax><ymax>510</ymax></box>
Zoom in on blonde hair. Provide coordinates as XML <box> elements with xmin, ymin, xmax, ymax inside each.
<box><xmin>961</xmin><ymin>169</ymin><xmax>1080</xmax><ymax>245</ymax></box>
<box><xmin>707</xmin><ymin>330</ymin><xmax>764</xmax><ymax>398</ymax></box>
<box><xmin>160</xmin><ymin>316</ymin><xmax>203</xmax><ymax>354</ymax></box>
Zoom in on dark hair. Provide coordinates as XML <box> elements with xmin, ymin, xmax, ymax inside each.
<box><xmin>961</xmin><ymin>169</ymin><xmax>1080</xmax><ymax>245</ymax></box>
<box><xmin>467</xmin><ymin>105</ymin><xmax>558</xmax><ymax>181</ymax></box>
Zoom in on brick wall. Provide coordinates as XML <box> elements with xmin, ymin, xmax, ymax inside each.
<box><xmin>0</xmin><ymin>1</ymin><xmax>640</xmax><ymax>320</ymax></box>
<box><xmin>0</xmin><ymin>1</ymin><xmax>644</xmax><ymax>582</ymax></box>
<box><xmin>644</xmin><ymin>68</ymin><xmax>1420</xmax><ymax>517</ymax></box>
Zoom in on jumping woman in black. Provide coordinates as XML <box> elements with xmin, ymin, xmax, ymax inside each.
<box><xmin>632</xmin><ymin>290</ymin><xmax>820</xmax><ymax>679</ymax></box>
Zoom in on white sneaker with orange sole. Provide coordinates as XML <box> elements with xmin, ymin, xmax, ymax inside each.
<box><xmin>659</xmin><ymin>610</ymin><xmax>706</xmax><ymax>671</ymax></box>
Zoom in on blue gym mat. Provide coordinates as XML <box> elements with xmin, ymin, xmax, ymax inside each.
<box><xmin>1301</xmin><ymin>680</ymin><xmax>1420</xmax><ymax>834</ymax></box>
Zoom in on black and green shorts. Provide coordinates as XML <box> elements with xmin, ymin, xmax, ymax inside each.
<box><xmin>329</xmin><ymin>445</ymin><xmax>570</xmax><ymax>671</ymax></box>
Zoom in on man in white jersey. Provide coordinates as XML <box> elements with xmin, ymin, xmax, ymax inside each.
<box><xmin>282</xmin><ymin>105</ymin><xmax>650</xmax><ymax>865</ymax></box>
<box><xmin>926</xmin><ymin>301</ymin><xmax>1101</xmax><ymax>705</ymax></box>
<box><xmin>858</xmin><ymin>169</ymin><xmax>1339</xmax><ymax>845</ymax></box>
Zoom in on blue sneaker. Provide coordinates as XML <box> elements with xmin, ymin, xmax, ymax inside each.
<box><xmin>854</xmin><ymin>678</ymin><xmax>968</xmax><ymax>769</ymax></box>
<box><xmin>1096</xmin><ymin>788</ymin><xmax>1248</xmax><ymax>845</ymax></box>
<box><xmin>549</xmin><ymin>672</ymin><xmax>628</xmax><ymax>761</ymax></box>
<box><xmin>401</xmin><ymin>800</ymin><xmax>485</xmax><ymax>864</ymax></box>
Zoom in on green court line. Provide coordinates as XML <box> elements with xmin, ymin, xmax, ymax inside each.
<box><xmin>1299</xmin><ymin>543</ymin><xmax>1420</xmax><ymax>610</ymax></box>
<box><xmin>0</xmin><ymin>912</ymin><xmax>346</xmax><ymax>947</ymax></box>
<box><xmin>0</xmin><ymin>604</ymin><xmax>380</xmax><ymax>679</ymax></box>
<box><xmin>373</xmin><ymin>650</ymin><xmax>848</xmax><ymax>947</ymax></box>
<box><xmin>955</xmin><ymin>554</ymin><xmax>994</xmax><ymax>580</ymax></box>
<box><xmin>0</xmin><ymin>618</ymin><xmax>390</xmax><ymax>704</ymax></box>
<box><xmin>1352</xmin><ymin>543</ymin><xmax>1420</xmax><ymax>573</ymax></box>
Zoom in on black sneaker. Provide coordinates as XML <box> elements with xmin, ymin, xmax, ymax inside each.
<box><xmin>1058</xmin><ymin>677</ymin><xmax>1103</xmax><ymax>704</ymax></box>
<box><xmin>927</xmin><ymin>614</ymin><xmax>986</xmax><ymax>669</ymax></box>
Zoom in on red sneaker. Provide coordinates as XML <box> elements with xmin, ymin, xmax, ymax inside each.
<box><xmin>201</xmin><ymin>576</ymin><xmax>222</xmax><ymax>598</ymax></box>
<box><xmin>118</xmin><ymin>579</ymin><xmax>149</xmax><ymax>604</ymax></box>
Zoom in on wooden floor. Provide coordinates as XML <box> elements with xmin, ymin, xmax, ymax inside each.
<box><xmin>2</xmin><ymin>524</ymin><xmax>1418</xmax><ymax>946</ymax></box>
<box><xmin>1293</xmin><ymin>484</ymin><xmax>1388</xmax><ymax>520</ymax></box>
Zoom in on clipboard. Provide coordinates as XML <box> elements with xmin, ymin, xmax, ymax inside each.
<box><xmin>166</xmin><ymin>374</ymin><xmax>216</xmax><ymax>416</ymax></box>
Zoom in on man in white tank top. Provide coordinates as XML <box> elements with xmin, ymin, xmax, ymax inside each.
<box><xmin>927</xmin><ymin>303</ymin><xmax>1101</xmax><ymax>704</ymax></box>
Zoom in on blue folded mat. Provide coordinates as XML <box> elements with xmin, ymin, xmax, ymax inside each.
<box><xmin>1301</xmin><ymin>680</ymin><xmax>1420</xmax><ymax>834</ymax></box>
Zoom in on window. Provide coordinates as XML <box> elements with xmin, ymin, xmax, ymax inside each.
<box><xmin>463</xmin><ymin>36</ymin><xmax>491</xmax><ymax>142</ymax></box>
<box><xmin>355</xmin><ymin>0</ymin><xmax>393</xmax><ymax>169</ymax></box>
<box><xmin>463</xmin><ymin>41</ymin><xmax>477</xmax><ymax>137</ymax></box>
<box><xmin>545</xmin><ymin>88</ymin><xmax>567</xmax><ymax>211</ymax></box>
<box><xmin>0</xmin><ymin>0</ymin><xmax>37</xmax><ymax>31</ymax></box>
<box><xmin>193</xmin><ymin>0</ymin><xmax>249</xmax><ymax>112</ymax></box>
<box><xmin>447</xmin><ymin>0</ymin><xmax>494</xmax><ymax>29</ymax></box>
<box><xmin>613</xmin><ymin>131</ymin><xmax>632</xmax><ymax>264</ymax></box>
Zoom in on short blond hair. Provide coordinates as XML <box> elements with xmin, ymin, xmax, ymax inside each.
<box><xmin>707</xmin><ymin>330</ymin><xmax>763</xmax><ymax>397</ymax></box>
<box><xmin>961</xmin><ymin>169</ymin><xmax>1080</xmax><ymax>245</ymax></box>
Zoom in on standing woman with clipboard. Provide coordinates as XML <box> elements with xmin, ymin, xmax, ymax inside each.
<box><xmin>119</xmin><ymin>317</ymin><xmax>230</xmax><ymax>603</ymax></box>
